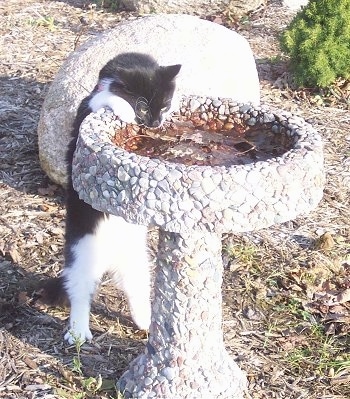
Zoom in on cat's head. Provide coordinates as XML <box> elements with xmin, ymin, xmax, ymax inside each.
<box><xmin>99</xmin><ymin>52</ymin><xmax>181</xmax><ymax>127</ymax></box>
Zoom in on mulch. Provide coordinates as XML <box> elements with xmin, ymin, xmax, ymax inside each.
<box><xmin>0</xmin><ymin>1</ymin><xmax>349</xmax><ymax>398</ymax></box>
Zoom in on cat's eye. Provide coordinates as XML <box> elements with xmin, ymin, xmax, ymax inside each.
<box><xmin>122</xmin><ymin>87</ymin><xmax>133</xmax><ymax>95</ymax></box>
<box><xmin>161</xmin><ymin>106</ymin><xmax>170</xmax><ymax>113</ymax></box>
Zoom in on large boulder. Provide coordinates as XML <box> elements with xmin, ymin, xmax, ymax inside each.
<box><xmin>38</xmin><ymin>14</ymin><xmax>260</xmax><ymax>186</ymax></box>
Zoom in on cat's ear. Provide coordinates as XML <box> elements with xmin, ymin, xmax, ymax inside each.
<box><xmin>160</xmin><ymin>64</ymin><xmax>182</xmax><ymax>81</ymax></box>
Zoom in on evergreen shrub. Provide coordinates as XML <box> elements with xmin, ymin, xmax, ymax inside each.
<box><xmin>280</xmin><ymin>0</ymin><xmax>350</xmax><ymax>88</ymax></box>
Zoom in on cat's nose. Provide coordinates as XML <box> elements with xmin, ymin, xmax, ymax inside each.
<box><xmin>151</xmin><ymin>119</ymin><xmax>161</xmax><ymax>128</ymax></box>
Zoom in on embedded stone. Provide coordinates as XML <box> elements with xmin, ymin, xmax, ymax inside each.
<box><xmin>89</xmin><ymin>165</ymin><xmax>97</xmax><ymax>176</ymax></box>
<box><xmin>117</xmin><ymin>166</ymin><xmax>130</xmax><ymax>182</ymax></box>
<box><xmin>153</xmin><ymin>167</ymin><xmax>168</xmax><ymax>181</ymax></box>
<box><xmin>263</xmin><ymin>113</ymin><xmax>275</xmax><ymax>123</ymax></box>
<box><xmin>201</xmin><ymin>176</ymin><xmax>217</xmax><ymax>194</ymax></box>
<box><xmin>139</xmin><ymin>177</ymin><xmax>149</xmax><ymax>189</ymax></box>
<box><xmin>212</xmin><ymin>99</ymin><xmax>222</xmax><ymax>107</ymax></box>
<box><xmin>144</xmin><ymin>377</ymin><xmax>153</xmax><ymax>386</ymax></box>
<box><xmin>117</xmin><ymin>190</ymin><xmax>127</xmax><ymax>202</ymax></box>
<box><xmin>189</xmin><ymin>98</ymin><xmax>201</xmax><ymax>112</ymax></box>
<box><xmin>161</xmin><ymin>367</ymin><xmax>176</xmax><ymax>381</ymax></box>
<box><xmin>168</xmin><ymin>169</ymin><xmax>183</xmax><ymax>182</ymax></box>
<box><xmin>178</xmin><ymin>200</ymin><xmax>193</xmax><ymax>212</ymax></box>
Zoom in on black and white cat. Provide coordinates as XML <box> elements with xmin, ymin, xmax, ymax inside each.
<box><xmin>47</xmin><ymin>52</ymin><xmax>181</xmax><ymax>344</ymax></box>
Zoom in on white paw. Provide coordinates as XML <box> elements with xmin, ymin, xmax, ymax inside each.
<box><xmin>109</xmin><ymin>100</ymin><xmax>136</xmax><ymax>124</ymax></box>
<box><xmin>64</xmin><ymin>326</ymin><xmax>93</xmax><ymax>345</ymax></box>
<box><xmin>89</xmin><ymin>91</ymin><xmax>136</xmax><ymax>124</ymax></box>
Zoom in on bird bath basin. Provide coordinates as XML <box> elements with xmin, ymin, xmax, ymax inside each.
<box><xmin>72</xmin><ymin>96</ymin><xmax>325</xmax><ymax>398</ymax></box>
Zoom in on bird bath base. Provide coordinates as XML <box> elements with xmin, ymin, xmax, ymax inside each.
<box><xmin>72</xmin><ymin>96</ymin><xmax>325</xmax><ymax>399</ymax></box>
<box><xmin>118</xmin><ymin>230</ymin><xmax>246</xmax><ymax>398</ymax></box>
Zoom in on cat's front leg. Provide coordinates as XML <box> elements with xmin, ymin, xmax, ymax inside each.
<box><xmin>64</xmin><ymin>297</ymin><xmax>93</xmax><ymax>345</ymax></box>
<box><xmin>89</xmin><ymin>91</ymin><xmax>136</xmax><ymax>124</ymax></box>
<box><xmin>62</xmin><ymin>233</ymin><xmax>103</xmax><ymax>344</ymax></box>
<box><xmin>62</xmin><ymin>255</ymin><xmax>95</xmax><ymax>344</ymax></box>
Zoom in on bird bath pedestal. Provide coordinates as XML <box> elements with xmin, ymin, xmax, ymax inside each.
<box><xmin>72</xmin><ymin>97</ymin><xmax>325</xmax><ymax>398</ymax></box>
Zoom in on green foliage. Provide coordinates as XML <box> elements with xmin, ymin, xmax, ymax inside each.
<box><xmin>67</xmin><ymin>332</ymin><xmax>85</xmax><ymax>375</ymax></box>
<box><xmin>27</xmin><ymin>15</ymin><xmax>56</xmax><ymax>31</ymax></box>
<box><xmin>280</xmin><ymin>0</ymin><xmax>350</xmax><ymax>88</ymax></box>
<box><xmin>286</xmin><ymin>331</ymin><xmax>350</xmax><ymax>377</ymax></box>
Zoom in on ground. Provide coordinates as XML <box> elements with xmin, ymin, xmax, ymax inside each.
<box><xmin>0</xmin><ymin>1</ymin><xmax>349</xmax><ymax>398</ymax></box>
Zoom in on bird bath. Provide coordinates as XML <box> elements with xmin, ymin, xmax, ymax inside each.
<box><xmin>72</xmin><ymin>96</ymin><xmax>325</xmax><ymax>398</ymax></box>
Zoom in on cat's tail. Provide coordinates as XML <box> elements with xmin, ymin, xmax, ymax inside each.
<box><xmin>39</xmin><ymin>276</ymin><xmax>69</xmax><ymax>308</ymax></box>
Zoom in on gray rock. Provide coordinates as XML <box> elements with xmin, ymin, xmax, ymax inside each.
<box><xmin>38</xmin><ymin>14</ymin><xmax>260</xmax><ymax>185</ymax></box>
<box><xmin>161</xmin><ymin>367</ymin><xmax>176</xmax><ymax>381</ymax></box>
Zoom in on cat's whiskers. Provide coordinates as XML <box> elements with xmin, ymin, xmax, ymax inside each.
<box><xmin>135</xmin><ymin>96</ymin><xmax>149</xmax><ymax>111</ymax></box>
<box><xmin>135</xmin><ymin>96</ymin><xmax>152</xmax><ymax>122</ymax></box>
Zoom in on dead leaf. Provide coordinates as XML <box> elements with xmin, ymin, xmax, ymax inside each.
<box><xmin>35</xmin><ymin>232</ymin><xmax>44</xmax><ymax>244</ymax></box>
<box><xmin>325</xmin><ymin>323</ymin><xmax>336</xmax><ymax>335</ymax></box>
<box><xmin>243</xmin><ymin>305</ymin><xmax>263</xmax><ymax>321</ymax></box>
<box><xmin>326</xmin><ymin>288</ymin><xmax>350</xmax><ymax>306</ymax></box>
<box><xmin>50</xmin><ymin>227</ymin><xmax>63</xmax><ymax>236</ymax></box>
<box><xmin>323</xmin><ymin>313</ymin><xmax>350</xmax><ymax>323</ymax></box>
<box><xmin>18</xmin><ymin>291</ymin><xmax>30</xmax><ymax>305</ymax></box>
<box><xmin>50</xmin><ymin>244</ymin><xmax>58</xmax><ymax>252</ymax></box>
<box><xmin>277</xmin><ymin>334</ymin><xmax>309</xmax><ymax>351</ymax></box>
<box><xmin>22</xmin><ymin>356</ymin><xmax>38</xmax><ymax>370</ymax></box>
<box><xmin>39</xmin><ymin>203</ymin><xmax>57</xmax><ymax>212</ymax></box>
<box><xmin>212</xmin><ymin>16</ymin><xmax>223</xmax><ymax>25</ymax></box>
<box><xmin>0</xmin><ymin>240</ymin><xmax>5</xmax><ymax>256</ymax></box>
<box><xmin>8</xmin><ymin>244</ymin><xmax>21</xmax><ymax>263</ymax></box>
<box><xmin>330</xmin><ymin>374</ymin><xmax>350</xmax><ymax>385</ymax></box>
<box><xmin>37</xmin><ymin>184</ymin><xmax>58</xmax><ymax>196</ymax></box>
<box><xmin>314</xmin><ymin>232</ymin><xmax>335</xmax><ymax>251</ymax></box>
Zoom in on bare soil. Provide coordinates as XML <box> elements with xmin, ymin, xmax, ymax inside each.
<box><xmin>0</xmin><ymin>1</ymin><xmax>349</xmax><ymax>398</ymax></box>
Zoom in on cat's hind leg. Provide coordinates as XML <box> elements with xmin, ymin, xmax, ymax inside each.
<box><xmin>119</xmin><ymin>261</ymin><xmax>152</xmax><ymax>331</ymax></box>
<box><xmin>109</xmin><ymin>218</ymin><xmax>152</xmax><ymax>330</ymax></box>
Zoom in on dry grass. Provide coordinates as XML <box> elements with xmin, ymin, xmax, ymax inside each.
<box><xmin>0</xmin><ymin>1</ymin><xmax>349</xmax><ymax>398</ymax></box>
